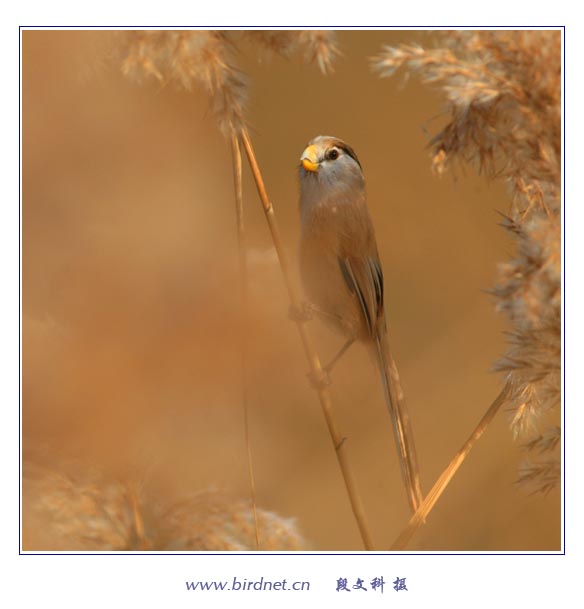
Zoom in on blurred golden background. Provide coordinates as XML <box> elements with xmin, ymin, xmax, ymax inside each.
<box><xmin>22</xmin><ymin>30</ymin><xmax>560</xmax><ymax>551</ymax></box>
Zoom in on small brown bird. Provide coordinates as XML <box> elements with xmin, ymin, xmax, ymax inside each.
<box><xmin>298</xmin><ymin>135</ymin><xmax>423</xmax><ymax>513</ymax></box>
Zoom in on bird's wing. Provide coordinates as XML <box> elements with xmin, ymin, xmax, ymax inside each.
<box><xmin>338</xmin><ymin>256</ymin><xmax>384</xmax><ymax>338</ymax></box>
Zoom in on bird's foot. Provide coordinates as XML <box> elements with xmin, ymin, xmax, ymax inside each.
<box><xmin>289</xmin><ymin>302</ymin><xmax>313</xmax><ymax>323</ymax></box>
<box><xmin>307</xmin><ymin>367</ymin><xmax>332</xmax><ymax>390</ymax></box>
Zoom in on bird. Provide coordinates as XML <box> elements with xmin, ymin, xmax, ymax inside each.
<box><xmin>297</xmin><ymin>134</ymin><xmax>423</xmax><ymax>513</ymax></box>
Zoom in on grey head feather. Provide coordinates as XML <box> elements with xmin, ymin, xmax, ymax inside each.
<box><xmin>299</xmin><ymin>135</ymin><xmax>365</xmax><ymax>221</ymax></box>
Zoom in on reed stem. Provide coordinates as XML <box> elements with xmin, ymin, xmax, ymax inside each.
<box><xmin>390</xmin><ymin>382</ymin><xmax>511</xmax><ymax>550</ymax></box>
<box><xmin>231</xmin><ymin>134</ymin><xmax>260</xmax><ymax>550</ymax></box>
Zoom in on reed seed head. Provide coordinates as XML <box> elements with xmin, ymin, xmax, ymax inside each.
<box><xmin>373</xmin><ymin>30</ymin><xmax>561</xmax><ymax>493</ymax></box>
<box><xmin>118</xmin><ymin>30</ymin><xmax>339</xmax><ymax>135</ymax></box>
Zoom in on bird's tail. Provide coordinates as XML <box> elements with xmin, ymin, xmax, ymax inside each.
<box><xmin>375</xmin><ymin>329</ymin><xmax>423</xmax><ymax>513</ymax></box>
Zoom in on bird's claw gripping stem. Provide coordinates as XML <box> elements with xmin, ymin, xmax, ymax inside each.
<box><xmin>307</xmin><ymin>367</ymin><xmax>332</xmax><ymax>390</ymax></box>
<box><xmin>289</xmin><ymin>302</ymin><xmax>313</xmax><ymax>323</ymax></box>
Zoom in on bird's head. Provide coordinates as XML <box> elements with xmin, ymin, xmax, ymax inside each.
<box><xmin>299</xmin><ymin>135</ymin><xmax>365</xmax><ymax>205</ymax></box>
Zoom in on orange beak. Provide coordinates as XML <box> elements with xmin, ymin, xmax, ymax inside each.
<box><xmin>300</xmin><ymin>145</ymin><xmax>319</xmax><ymax>172</ymax></box>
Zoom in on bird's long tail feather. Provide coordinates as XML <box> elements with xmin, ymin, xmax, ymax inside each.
<box><xmin>375</xmin><ymin>330</ymin><xmax>423</xmax><ymax>513</ymax></box>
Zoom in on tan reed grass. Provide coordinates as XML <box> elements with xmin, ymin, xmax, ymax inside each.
<box><xmin>23</xmin><ymin>461</ymin><xmax>141</xmax><ymax>551</ymax></box>
<box><xmin>23</xmin><ymin>460</ymin><xmax>305</xmax><ymax>551</ymax></box>
<box><xmin>373</xmin><ymin>30</ymin><xmax>561</xmax><ymax>537</ymax></box>
<box><xmin>118</xmin><ymin>30</ymin><xmax>338</xmax><ymax>134</ymax></box>
<box><xmin>156</xmin><ymin>489</ymin><xmax>306</xmax><ymax>551</ymax></box>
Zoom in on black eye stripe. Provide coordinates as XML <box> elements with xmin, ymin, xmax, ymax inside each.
<box><xmin>336</xmin><ymin>143</ymin><xmax>362</xmax><ymax>169</ymax></box>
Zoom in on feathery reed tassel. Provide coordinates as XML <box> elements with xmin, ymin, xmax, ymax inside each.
<box><xmin>156</xmin><ymin>489</ymin><xmax>306</xmax><ymax>551</ymax></box>
<box><xmin>373</xmin><ymin>30</ymin><xmax>561</xmax><ymax>495</ymax></box>
<box><xmin>23</xmin><ymin>461</ymin><xmax>305</xmax><ymax>551</ymax></box>
<box><xmin>119</xmin><ymin>31</ymin><xmax>247</xmax><ymax>134</ymax></box>
<box><xmin>118</xmin><ymin>30</ymin><xmax>339</xmax><ymax>134</ymax></box>
<box><xmin>23</xmin><ymin>462</ymin><xmax>141</xmax><ymax>551</ymax></box>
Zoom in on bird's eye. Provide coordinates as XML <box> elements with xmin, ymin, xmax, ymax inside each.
<box><xmin>327</xmin><ymin>148</ymin><xmax>340</xmax><ymax>161</ymax></box>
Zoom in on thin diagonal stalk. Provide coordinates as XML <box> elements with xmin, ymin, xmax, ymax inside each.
<box><xmin>239</xmin><ymin>127</ymin><xmax>375</xmax><ymax>551</ymax></box>
<box><xmin>231</xmin><ymin>134</ymin><xmax>260</xmax><ymax>551</ymax></box>
<box><xmin>390</xmin><ymin>382</ymin><xmax>511</xmax><ymax>550</ymax></box>
<box><xmin>128</xmin><ymin>482</ymin><xmax>150</xmax><ymax>550</ymax></box>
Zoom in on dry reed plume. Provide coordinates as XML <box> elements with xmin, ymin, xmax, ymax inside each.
<box><xmin>23</xmin><ymin>460</ymin><xmax>305</xmax><ymax>551</ymax></box>
<box><xmin>23</xmin><ymin>461</ymin><xmax>139</xmax><ymax>551</ymax></box>
<box><xmin>158</xmin><ymin>490</ymin><xmax>305</xmax><ymax>551</ymax></box>
<box><xmin>118</xmin><ymin>30</ymin><xmax>338</xmax><ymax>135</ymax></box>
<box><xmin>373</xmin><ymin>30</ymin><xmax>561</xmax><ymax>495</ymax></box>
